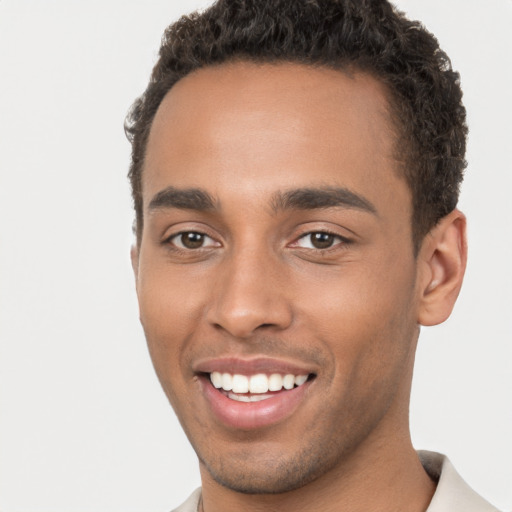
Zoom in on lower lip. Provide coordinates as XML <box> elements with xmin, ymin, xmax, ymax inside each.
<box><xmin>199</xmin><ymin>376</ymin><xmax>312</xmax><ymax>430</ymax></box>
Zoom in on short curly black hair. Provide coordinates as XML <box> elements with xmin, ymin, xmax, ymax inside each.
<box><xmin>125</xmin><ymin>0</ymin><xmax>467</xmax><ymax>250</ymax></box>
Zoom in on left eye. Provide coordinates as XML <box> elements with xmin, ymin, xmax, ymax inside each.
<box><xmin>294</xmin><ymin>232</ymin><xmax>344</xmax><ymax>250</ymax></box>
<box><xmin>169</xmin><ymin>232</ymin><xmax>219</xmax><ymax>250</ymax></box>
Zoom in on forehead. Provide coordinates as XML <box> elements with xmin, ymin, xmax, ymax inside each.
<box><xmin>143</xmin><ymin>61</ymin><xmax>408</xmax><ymax>214</ymax></box>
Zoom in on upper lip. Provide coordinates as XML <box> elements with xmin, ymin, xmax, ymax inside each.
<box><xmin>193</xmin><ymin>356</ymin><xmax>317</xmax><ymax>376</ymax></box>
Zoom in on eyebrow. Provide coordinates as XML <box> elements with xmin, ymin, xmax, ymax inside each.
<box><xmin>148</xmin><ymin>186</ymin><xmax>217</xmax><ymax>212</ymax></box>
<box><xmin>270</xmin><ymin>187</ymin><xmax>377</xmax><ymax>215</ymax></box>
<box><xmin>147</xmin><ymin>185</ymin><xmax>377</xmax><ymax>216</ymax></box>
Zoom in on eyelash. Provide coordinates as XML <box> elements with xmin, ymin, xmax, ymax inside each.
<box><xmin>164</xmin><ymin>230</ymin><xmax>350</xmax><ymax>252</ymax></box>
<box><xmin>290</xmin><ymin>230</ymin><xmax>351</xmax><ymax>251</ymax></box>
<box><xmin>164</xmin><ymin>231</ymin><xmax>219</xmax><ymax>251</ymax></box>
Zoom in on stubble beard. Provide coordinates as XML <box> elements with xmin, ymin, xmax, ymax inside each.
<box><xmin>194</xmin><ymin>414</ymin><xmax>378</xmax><ymax>496</ymax></box>
<box><xmin>199</xmin><ymin>437</ymin><xmax>346</xmax><ymax>495</ymax></box>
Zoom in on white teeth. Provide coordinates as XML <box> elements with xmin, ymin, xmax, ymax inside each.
<box><xmin>249</xmin><ymin>374</ymin><xmax>269</xmax><ymax>393</ymax></box>
<box><xmin>227</xmin><ymin>392</ymin><xmax>273</xmax><ymax>402</ymax></box>
<box><xmin>232</xmin><ymin>374</ymin><xmax>249</xmax><ymax>393</ymax></box>
<box><xmin>221</xmin><ymin>373</ymin><xmax>233</xmax><ymax>391</ymax></box>
<box><xmin>209</xmin><ymin>372</ymin><xmax>310</xmax><ymax>394</ymax></box>
<box><xmin>268</xmin><ymin>373</ymin><xmax>283</xmax><ymax>391</ymax></box>
<box><xmin>295</xmin><ymin>374</ymin><xmax>308</xmax><ymax>386</ymax></box>
<box><xmin>283</xmin><ymin>374</ymin><xmax>295</xmax><ymax>390</ymax></box>
<box><xmin>211</xmin><ymin>371</ymin><xmax>222</xmax><ymax>388</ymax></box>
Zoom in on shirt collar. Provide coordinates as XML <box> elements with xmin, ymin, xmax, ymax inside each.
<box><xmin>419</xmin><ymin>450</ymin><xmax>500</xmax><ymax>512</ymax></box>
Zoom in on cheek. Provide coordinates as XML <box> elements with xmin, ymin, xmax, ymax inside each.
<box><xmin>298</xmin><ymin>270</ymin><xmax>418</xmax><ymax>437</ymax></box>
<box><xmin>297</xmin><ymin>256</ymin><xmax>418</xmax><ymax>375</ymax></box>
<box><xmin>136</xmin><ymin>266</ymin><xmax>197</xmax><ymax>392</ymax></box>
<box><xmin>137</xmin><ymin>258</ymin><xmax>205</xmax><ymax>338</ymax></box>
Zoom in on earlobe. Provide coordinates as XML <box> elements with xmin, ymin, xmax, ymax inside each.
<box><xmin>417</xmin><ymin>210</ymin><xmax>467</xmax><ymax>326</ymax></box>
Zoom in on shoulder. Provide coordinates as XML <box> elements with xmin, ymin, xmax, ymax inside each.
<box><xmin>419</xmin><ymin>451</ymin><xmax>502</xmax><ymax>512</ymax></box>
<box><xmin>170</xmin><ymin>487</ymin><xmax>201</xmax><ymax>512</ymax></box>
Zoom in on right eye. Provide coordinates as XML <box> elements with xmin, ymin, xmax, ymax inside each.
<box><xmin>294</xmin><ymin>231</ymin><xmax>341</xmax><ymax>250</ymax></box>
<box><xmin>167</xmin><ymin>231</ymin><xmax>219</xmax><ymax>250</ymax></box>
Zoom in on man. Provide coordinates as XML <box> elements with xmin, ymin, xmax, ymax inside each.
<box><xmin>125</xmin><ymin>1</ymin><xmax>500</xmax><ymax>511</ymax></box>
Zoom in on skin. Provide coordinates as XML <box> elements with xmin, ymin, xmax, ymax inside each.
<box><xmin>132</xmin><ymin>62</ymin><xmax>467</xmax><ymax>512</ymax></box>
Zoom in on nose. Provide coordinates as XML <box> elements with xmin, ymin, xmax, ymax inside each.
<box><xmin>207</xmin><ymin>247</ymin><xmax>293</xmax><ymax>339</ymax></box>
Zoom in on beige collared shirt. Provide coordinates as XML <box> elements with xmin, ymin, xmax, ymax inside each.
<box><xmin>172</xmin><ymin>451</ymin><xmax>501</xmax><ymax>512</ymax></box>
<box><xmin>418</xmin><ymin>451</ymin><xmax>500</xmax><ymax>512</ymax></box>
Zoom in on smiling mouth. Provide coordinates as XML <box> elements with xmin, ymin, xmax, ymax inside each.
<box><xmin>197</xmin><ymin>365</ymin><xmax>317</xmax><ymax>429</ymax></box>
<box><xmin>208</xmin><ymin>371</ymin><xmax>314</xmax><ymax>402</ymax></box>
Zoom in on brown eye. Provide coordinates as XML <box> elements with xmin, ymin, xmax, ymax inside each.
<box><xmin>170</xmin><ymin>232</ymin><xmax>218</xmax><ymax>250</ymax></box>
<box><xmin>310</xmin><ymin>232</ymin><xmax>336</xmax><ymax>249</ymax></box>
<box><xmin>181</xmin><ymin>232</ymin><xmax>204</xmax><ymax>249</ymax></box>
<box><xmin>294</xmin><ymin>232</ymin><xmax>344</xmax><ymax>250</ymax></box>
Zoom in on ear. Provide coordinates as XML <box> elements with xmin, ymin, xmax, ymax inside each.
<box><xmin>130</xmin><ymin>244</ymin><xmax>139</xmax><ymax>286</ymax></box>
<box><xmin>416</xmin><ymin>209</ymin><xmax>467</xmax><ymax>326</ymax></box>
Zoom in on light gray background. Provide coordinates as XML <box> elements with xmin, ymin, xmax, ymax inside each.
<box><xmin>0</xmin><ymin>1</ymin><xmax>510</xmax><ymax>511</ymax></box>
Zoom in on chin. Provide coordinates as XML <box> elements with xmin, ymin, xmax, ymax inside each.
<box><xmin>198</xmin><ymin>437</ymin><xmax>345</xmax><ymax>495</ymax></box>
<box><xmin>203</xmin><ymin>461</ymin><xmax>318</xmax><ymax>495</ymax></box>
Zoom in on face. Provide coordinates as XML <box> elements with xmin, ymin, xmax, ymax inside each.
<box><xmin>134</xmin><ymin>62</ymin><xmax>423</xmax><ymax>494</ymax></box>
